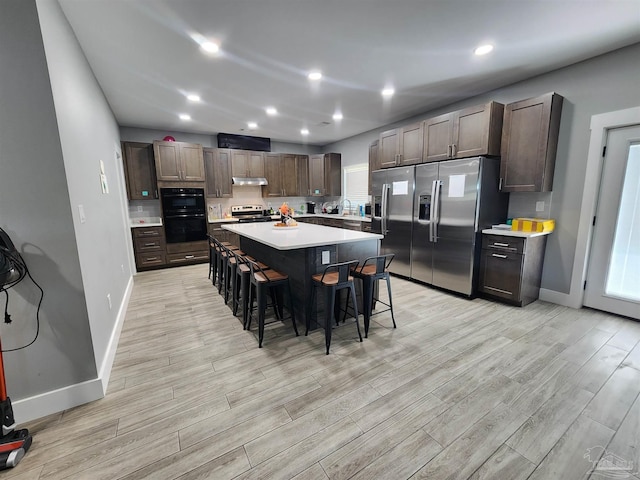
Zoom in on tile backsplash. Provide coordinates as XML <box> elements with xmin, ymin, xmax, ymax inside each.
<box><xmin>128</xmin><ymin>200</ymin><xmax>161</xmax><ymax>219</ymax></box>
<box><xmin>507</xmin><ymin>191</ymin><xmax>553</xmax><ymax>219</ymax></box>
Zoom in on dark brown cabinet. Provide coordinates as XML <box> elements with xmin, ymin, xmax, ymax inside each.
<box><xmin>132</xmin><ymin>226</ymin><xmax>166</xmax><ymax>270</ymax></box>
<box><xmin>479</xmin><ymin>233</ymin><xmax>548</xmax><ymax>306</ymax></box>
<box><xmin>165</xmin><ymin>241</ymin><xmax>209</xmax><ymax>266</ymax></box>
<box><xmin>208</xmin><ymin>222</ymin><xmax>239</xmax><ymax>245</ymax></box>
<box><xmin>309</xmin><ymin>153</ymin><xmax>341</xmax><ymax>196</ymax></box>
<box><xmin>296</xmin><ymin>155</ymin><xmax>309</xmax><ymax>197</ymax></box>
<box><xmin>231</xmin><ymin>149</ymin><xmax>265</xmax><ymax>178</ymax></box>
<box><xmin>263</xmin><ymin>153</ymin><xmax>300</xmax><ymax>196</ymax></box>
<box><xmin>204</xmin><ymin>148</ymin><xmax>232</xmax><ymax>198</ymax></box>
<box><xmin>378</xmin><ymin>122</ymin><xmax>424</xmax><ymax>168</ymax></box>
<box><xmin>368</xmin><ymin>139</ymin><xmax>380</xmax><ymax>195</ymax></box>
<box><xmin>154</xmin><ymin>141</ymin><xmax>205</xmax><ymax>182</ymax></box>
<box><xmin>122</xmin><ymin>142</ymin><xmax>157</xmax><ymax>200</ymax></box>
<box><xmin>500</xmin><ymin>93</ymin><xmax>564</xmax><ymax>192</ymax></box>
<box><xmin>423</xmin><ymin>102</ymin><xmax>504</xmax><ymax>162</ymax></box>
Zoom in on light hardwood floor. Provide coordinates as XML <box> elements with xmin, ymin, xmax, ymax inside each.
<box><xmin>8</xmin><ymin>263</ymin><xmax>640</xmax><ymax>479</ymax></box>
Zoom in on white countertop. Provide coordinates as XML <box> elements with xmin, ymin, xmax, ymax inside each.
<box><xmin>223</xmin><ymin>222</ymin><xmax>382</xmax><ymax>250</ymax></box>
<box><xmin>130</xmin><ymin>217</ymin><xmax>163</xmax><ymax>228</ymax></box>
<box><xmin>209</xmin><ymin>213</ymin><xmax>371</xmax><ymax>223</ymax></box>
<box><xmin>482</xmin><ymin>228</ymin><xmax>552</xmax><ymax>238</ymax></box>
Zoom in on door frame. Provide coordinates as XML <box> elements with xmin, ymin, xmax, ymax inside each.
<box><xmin>542</xmin><ymin>106</ymin><xmax>640</xmax><ymax>308</ymax></box>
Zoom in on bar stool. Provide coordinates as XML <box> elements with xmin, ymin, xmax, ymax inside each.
<box><xmin>229</xmin><ymin>252</ymin><xmax>271</xmax><ymax>328</ymax></box>
<box><xmin>220</xmin><ymin>244</ymin><xmax>245</xmax><ymax>304</ymax></box>
<box><xmin>217</xmin><ymin>242</ymin><xmax>241</xmax><ymax>296</ymax></box>
<box><xmin>246</xmin><ymin>259</ymin><xmax>299</xmax><ymax>348</ymax></box>
<box><xmin>210</xmin><ymin>237</ymin><xmax>233</xmax><ymax>290</ymax></box>
<box><xmin>351</xmin><ymin>254</ymin><xmax>396</xmax><ymax>338</ymax></box>
<box><xmin>307</xmin><ymin>260</ymin><xmax>362</xmax><ymax>355</ymax></box>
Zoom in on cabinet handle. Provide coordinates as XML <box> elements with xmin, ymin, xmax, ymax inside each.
<box><xmin>155</xmin><ymin>189</ymin><xmax>158</xmax><ymax>199</ymax></box>
<box><xmin>144</xmin><ymin>243</ymin><xmax>156</xmax><ymax>247</ymax></box>
<box><xmin>499</xmin><ymin>178</ymin><xmax>503</xmax><ymax>190</ymax></box>
<box><xmin>493</xmin><ymin>242</ymin><xmax>510</xmax><ymax>247</ymax></box>
<box><xmin>185</xmin><ymin>255</ymin><xmax>195</xmax><ymax>259</ymax></box>
<box><xmin>147</xmin><ymin>257</ymin><xmax>158</xmax><ymax>261</ymax></box>
<box><xmin>491</xmin><ymin>253</ymin><xmax>508</xmax><ymax>259</ymax></box>
<box><xmin>451</xmin><ymin>144</ymin><xmax>456</xmax><ymax>157</ymax></box>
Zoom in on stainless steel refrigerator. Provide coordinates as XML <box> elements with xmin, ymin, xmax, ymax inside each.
<box><xmin>371</xmin><ymin>166</ymin><xmax>415</xmax><ymax>277</ymax></box>
<box><xmin>372</xmin><ymin>157</ymin><xmax>508</xmax><ymax>296</ymax></box>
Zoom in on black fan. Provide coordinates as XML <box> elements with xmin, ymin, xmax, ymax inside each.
<box><xmin>0</xmin><ymin>229</ymin><xmax>26</xmax><ymax>290</ymax></box>
<box><xmin>0</xmin><ymin>228</ymin><xmax>32</xmax><ymax>469</ymax></box>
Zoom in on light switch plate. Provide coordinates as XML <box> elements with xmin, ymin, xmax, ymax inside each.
<box><xmin>78</xmin><ymin>204</ymin><xmax>86</xmax><ymax>223</ymax></box>
<box><xmin>322</xmin><ymin>251</ymin><xmax>330</xmax><ymax>265</ymax></box>
<box><xmin>536</xmin><ymin>201</ymin><xmax>545</xmax><ymax>212</ymax></box>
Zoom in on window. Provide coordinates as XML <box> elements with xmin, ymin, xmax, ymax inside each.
<box><xmin>342</xmin><ymin>163</ymin><xmax>369</xmax><ymax>213</ymax></box>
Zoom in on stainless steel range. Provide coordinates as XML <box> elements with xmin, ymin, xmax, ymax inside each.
<box><xmin>230</xmin><ymin>205</ymin><xmax>273</xmax><ymax>223</ymax></box>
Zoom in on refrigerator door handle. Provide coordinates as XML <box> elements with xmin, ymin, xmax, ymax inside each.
<box><xmin>381</xmin><ymin>183</ymin><xmax>389</xmax><ymax>235</ymax></box>
<box><xmin>429</xmin><ymin>180</ymin><xmax>437</xmax><ymax>242</ymax></box>
<box><xmin>432</xmin><ymin>180</ymin><xmax>442</xmax><ymax>242</ymax></box>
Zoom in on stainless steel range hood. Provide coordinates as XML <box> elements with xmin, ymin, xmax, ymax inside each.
<box><xmin>232</xmin><ymin>177</ymin><xmax>268</xmax><ymax>186</ymax></box>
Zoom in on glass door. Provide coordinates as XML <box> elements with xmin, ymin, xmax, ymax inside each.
<box><xmin>584</xmin><ymin>125</ymin><xmax>640</xmax><ymax>319</ymax></box>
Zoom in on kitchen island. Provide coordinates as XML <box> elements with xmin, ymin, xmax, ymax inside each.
<box><xmin>222</xmin><ymin>222</ymin><xmax>382</xmax><ymax>330</ymax></box>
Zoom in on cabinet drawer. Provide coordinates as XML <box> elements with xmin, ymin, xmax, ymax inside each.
<box><xmin>133</xmin><ymin>226</ymin><xmax>164</xmax><ymax>239</ymax></box>
<box><xmin>136</xmin><ymin>252</ymin><xmax>166</xmax><ymax>268</ymax></box>
<box><xmin>482</xmin><ymin>234</ymin><xmax>525</xmax><ymax>254</ymax></box>
<box><xmin>166</xmin><ymin>251</ymin><xmax>209</xmax><ymax>265</ymax></box>
<box><xmin>134</xmin><ymin>237</ymin><xmax>164</xmax><ymax>252</ymax></box>
<box><xmin>479</xmin><ymin>250</ymin><xmax>523</xmax><ymax>301</ymax></box>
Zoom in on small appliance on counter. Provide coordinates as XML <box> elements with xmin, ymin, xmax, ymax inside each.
<box><xmin>306</xmin><ymin>202</ymin><xmax>316</xmax><ymax>214</ymax></box>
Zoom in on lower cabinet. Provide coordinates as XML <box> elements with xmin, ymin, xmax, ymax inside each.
<box><xmin>208</xmin><ymin>222</ymin><xmax>239</xmax><ymax>246</ymax></box>
<box><xmin>132</xmin><ymin>227</ymin><xmax>166</xmax><ymax>270</ymax></box>
<box><xmin>478</xmin><ymin>234</ymin><xmax>547</xmax><ymax>306</ymax></box>
<box><xmin>165</xmin><ymin>241</ymin><xmax>209</xmax><ymax>265</ymax></box>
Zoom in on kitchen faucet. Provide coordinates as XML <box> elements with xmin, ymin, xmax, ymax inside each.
<box><xmin>338</xmin><ymin>198</ymin><xmax>352</xmax><ymax>216</ymax></box>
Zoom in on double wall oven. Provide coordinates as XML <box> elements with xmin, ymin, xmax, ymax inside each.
<box><xmin>161</xmin><ymin>187</ymin><xmax>207</xmax><ymax>243</ymax></box>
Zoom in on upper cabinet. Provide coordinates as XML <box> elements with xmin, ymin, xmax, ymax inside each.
<box><xmin>154</xmin><ymin>141</ymin><xmax>205</xmax><ymax>182</ymax></box>
<box><xmin>309</xmin><ymin>153</ymin><xmax>341</xmax><ymax>196</ymax></box>
<box><xmin>231</xmin><ymin>149</ymin><xmax>265</xmax><ymax>178</ymax></box>
<box><xmin>204</xmin><ymin>148</ymin><xmax>232</xmax><ymax>198</ymax></box>
<box><xmin>368</xmin><ymin>139</ymin><xmax>380</xmax><ymax>195</ymax></box>
<box><xmin>122</xmin><ymin>142</ymin><xmax>157</xmax><ymax>200</ymax></box>
<box><xmin>423</xmin><ymin>101</ymin><xmax>504</xmax><ymax>162</ymax></box>
<box><xmin>378</xmin><ymin>122</ymin><xmax>424</xmax><ymax>168</ymax></box>
<box><xmin>263</xmin><ymin>153</ymin><xmax>309</xmax><ymax>197</ymax></box>
<box><xmin>500</xmin><ymin>93</ymin><xmax>564</xmax><ymax>192</ymax></box>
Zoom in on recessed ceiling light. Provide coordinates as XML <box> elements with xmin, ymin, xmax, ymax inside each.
<box><xmin>179</xmin><ymin>114</ymin><xmax>191</xmax><ymax>121</ymax></box>
<box><xmin>308</xmin><ymin>71</ymin><xmax>322</xmax><ymax>81</ymax></box>
<box><xmin>381</xmin><ymin>87</ymin><xmax>395</xmax><ymax>97</ymax></box>
<box><xmin>201</xmin><ymin>41</ymin><xmax>220</xmax><ymax>54</ymax></box>
<box><xmin>247</xmin><ymin>122</ymin><xmax>258</xmax><ymax>129</ymax></box>
<box><xmin>186</xmin><ymin>94</ymin><xmax>200</xmax><ymax>102</ymax></box>
<box><xmin>266</xmin><ymin>107</ymin><xmax>278</xmax><ymax>116</ymax></box>
<box><xmin>474</xmin><ymin>44</ymin><xmax>494</xmax><ymax>56</ymax></box>
<box><xmin>300</xmin><ymin>128</ymin><xmax>310</xmax><ymax>135</ymax></box>
<box><xmin>332</xmin><ymin>112</ymin><xmax>343</xmax><ymax>121</ymax></box>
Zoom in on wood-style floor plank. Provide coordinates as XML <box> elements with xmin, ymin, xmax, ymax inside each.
<box><xmin>9</xmin><ymin>264</ymin><xmax>639</xmax><ymax>480</ymax></box>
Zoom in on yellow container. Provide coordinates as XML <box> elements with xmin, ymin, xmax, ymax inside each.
<box><xmin>511</xmin><ymin>218</ymin><xmax>555</xmax><ymax>233</ymax></box>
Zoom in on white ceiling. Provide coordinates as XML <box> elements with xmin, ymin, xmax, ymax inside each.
<box><xmin>58</xmin><ymin>0</ymin><xmax>640</xmax><ymax>146</ymax></box>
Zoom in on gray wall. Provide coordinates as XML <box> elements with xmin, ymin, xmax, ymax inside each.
<box><xmin>324</xmin><ymin>43</ymin><xmax>640</xmax><ymax>295</ymax></box>
<box><xmin>37</xmin><ymin>0</ymin><xmax>132</xmax><ymax>371</ymax></box>
<box><xmin>0</xmin><ymin>0</ymin><xmax>96</xmax><ymax>399</ymax></box>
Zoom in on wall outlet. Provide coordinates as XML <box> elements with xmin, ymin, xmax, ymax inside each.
<box><xmin>121</xmin><ymin>264</ymin><xmax>124</xmax><ymax>273</ymax></box>
<box><xmin>322</xmin><ymin>251</ymin><xmax>330</xmax><ymax>265</ymax></box>
<box><xmin>107</xmin><ymin>293</ymin><xmax>112</xmax><ymax>310</ymax></box>
<box><xmin>536</xmin><ymin>201</ymin><xmax>545</xmax><ymax>212</ymax></box>
<box><xmin>137</xmin><ymin>205</ymin><xmax>143</xmax><ymax>212</ymax></box>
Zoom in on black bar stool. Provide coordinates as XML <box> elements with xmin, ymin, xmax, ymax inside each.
<box><xmin>220</xmin><ymin>244</ymin><xmax>245</xmax><ymax>305</ymax></box>
<box><xmin>217</xmin><ymin>242</ymin><xmax>241</xmax><ymax>296</ymax></box>
<box><xmin>229</xmin><ymin>252</ymin><xmax>271</xmax><ymax>329</ymax></box>
<box><xmin>351</xmin><ymin>254</ymin><xmax>396</xmax><ymax>337</ymax></box>
<box><xmin>246</xmin><ymin>259</ymin><xmax>298</xmax><ymax>348</ymax></box>
<box><xmin>210</xmin><ymin>237</ymin><xmax>233</xmax><ymax>290</ymax></box>
<box><xmin>307</xmin><ymin>260</ymin><xmax>362</xmax><ymax>355</ymax></box>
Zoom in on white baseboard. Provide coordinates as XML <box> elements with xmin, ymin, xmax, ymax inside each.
<box><xmin>12</xmin><ymin>275</ymin><xmax>133</xmax><ymax>424</ymax></box>
<box><xmin>12</xmin><ymin>378</ymin><xmax>104</xmax><ymax>424</ymax></box>
<box><xmin>99</xmin><ymin>275</ymin><xmax>133</xmax><ymax>393</ymax></box>
<box><xmin>539</xmin><ymin>288</ymin><xmax>582</xmax><ymax>309</ymax></box>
